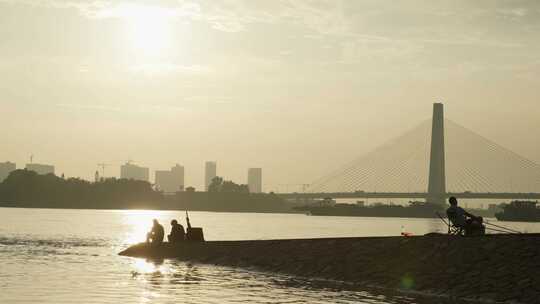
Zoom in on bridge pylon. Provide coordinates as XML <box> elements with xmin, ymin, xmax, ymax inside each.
<box><xmin>427</xmin><ymin>103</ymin><xmax>447</xmax><ymax>205</ymax></box>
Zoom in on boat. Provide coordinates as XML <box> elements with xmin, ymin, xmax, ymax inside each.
<box><xmin>495</xmin><ymin>200</ymin><xmax>540</xmax><ymax>222</ymax></box>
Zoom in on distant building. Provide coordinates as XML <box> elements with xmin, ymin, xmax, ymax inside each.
<box><xmin>120</xmin><ymin>163</ymin><xmax>149</xmax><ymax>181</ymax></box>
<box><xmin>205</xmin><ymin>161</ymin><xmax>216</xmax><ymax>191</ymax></box>
<box><xmin>25</xmin><ymin>163</ymin><xmax>55</xmax><ymax>175</ymax></box>
<box><xmin>155</xmin><ymin>164</ymin><xmax>184</xmax><ymax>193</ymax></box>
<box><xmin>247</xmin><ymin>168</ymin><xmax>262</xmax><ymax>193</ymax></box>
<box><xmin>0</xmin><ymin>161</ymin><xmax>16</xmax><ymax>181</ymax></box>
<box><xmin>171</xmin><ymin>164</ymin><xmax>184</xmax><ymax>190</ymax></box>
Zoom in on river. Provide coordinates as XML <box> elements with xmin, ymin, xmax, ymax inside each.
<box><xmin>1</xmin><ymin>207</ymin><xmax>539</xmax><ymax>303</ymax></box>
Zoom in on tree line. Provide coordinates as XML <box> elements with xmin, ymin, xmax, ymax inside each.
<box><xmin>0</xmin><ymin>171</ymin><xmax>296</xmax><ymax>212</ymax></box>
<box><xmin>0</xmin><ymin>169</ymin><xmax>161</xmax><ymax>209</ymax></box>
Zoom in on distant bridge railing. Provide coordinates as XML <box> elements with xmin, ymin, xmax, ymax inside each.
<box><xmin>276</xmin><ymin>192</ymin><xmax>540</xmax><ymax>200</ymax></box>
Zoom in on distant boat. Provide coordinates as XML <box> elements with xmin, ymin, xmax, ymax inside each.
<box><xmin>495</xmin><ymin>201</ymin><xmax>540</xmax><ymax>222</ymax></box>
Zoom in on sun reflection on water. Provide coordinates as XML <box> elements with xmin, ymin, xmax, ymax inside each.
<box><xmin>132</xmin><ymin>258</ymin><xmax>169</xmax><ymax>275</ymax></box>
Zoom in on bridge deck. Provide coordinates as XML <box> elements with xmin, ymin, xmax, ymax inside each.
<box><xmin>277</xmin><ymin>192</ymin><xmax>540</xmax><ymax>200</ymax></box>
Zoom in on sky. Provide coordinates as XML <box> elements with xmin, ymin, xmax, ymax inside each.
<box><xmin>0</xmin><ymin>0</ymin><xmax>539</xmax><ymax>192</ymax></box>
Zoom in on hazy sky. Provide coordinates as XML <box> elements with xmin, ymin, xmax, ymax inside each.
<box><xmin>1</xmin><ymin>0</ymin><xmax>539</xmax><ymax>191</ymax></box>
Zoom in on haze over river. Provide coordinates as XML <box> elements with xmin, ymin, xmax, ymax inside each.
<box><xmin>1</xmin><ymin>208</ymin><xmax>539</xmax><ymax>304</ymax></box>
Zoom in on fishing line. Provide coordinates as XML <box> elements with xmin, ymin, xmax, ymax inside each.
<box><xmin>485</xmin><ymin>226</ymin><xmax>519</xmax><ymax>234</ymax></box>
<box><xmin>484</xmin><ymin>221</ymin><xmax>522</xmax><ymax>234</ymax></box>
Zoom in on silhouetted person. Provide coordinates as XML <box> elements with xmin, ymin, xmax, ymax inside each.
<box><xmin>168</xmin><ymin>219</ymin><xmax>185</xmax><ymax>243</ymax></box>
<box><xmin>146</xmin><ymin>219</ymin><xmax>164</xmax><ymax>246</ymax></box>
<box><xmin>446</xmin><ymin>197</ymin><xmax>485</xmax><ymax>236</ymax></box>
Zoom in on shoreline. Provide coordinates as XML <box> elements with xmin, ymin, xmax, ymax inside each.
<box><xmin>0</xmin><ymin>205</ymin><xmax>504</xmax><ymax>220</ymax></box>
<box><xmin>0</xmin><ymin>205</ymin><xmax>302</xmax><ymax>214</ymax></box>
<box><xmin>119</xmin><ymin>235</ymin><xmax>540</xmax><ymax>304</ymax></box>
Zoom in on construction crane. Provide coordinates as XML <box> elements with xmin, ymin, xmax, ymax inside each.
<box><xmin>97</xmin><ymin>163</ymin><xmax>112</xmax><ymax>178</ymax></box>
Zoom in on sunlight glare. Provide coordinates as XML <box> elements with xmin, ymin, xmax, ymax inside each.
<box><xmin>122</xmin><ymin>210</ymin><xmax>165</xmax><ymax>244</ymax></box>
<box><xmin>121</xmin><ymin>4</ymin><xmax>173</xmax><ymax>57</ymax></box>
<box><xmin>132</xmin><ymin>259</ymin><xmax>169</xmax><ymax>275</ymax></box>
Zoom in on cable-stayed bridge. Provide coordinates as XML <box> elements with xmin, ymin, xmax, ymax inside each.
<box><xmin>279</xmin><ymin>103</ymin><xmax>540</xmax><ymax>201</ymax></box>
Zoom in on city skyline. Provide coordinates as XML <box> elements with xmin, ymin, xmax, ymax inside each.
<box><xmin>0</xmin><ymin>159</ymin><xmax>266</xmax><ymax>191</ymax></box>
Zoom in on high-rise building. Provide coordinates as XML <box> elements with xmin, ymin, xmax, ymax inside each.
<box><xmin>0</xmin><ymin>161</ymin><xmax>16</xmax><ymax>181</ymax></box>
<box><xmin>155</xmin><ymin>164</ymin><xmax>184</xmax><ymax>193</ymax></box>
<box><xmin>204</xmin><ymin>161</ymin><xmax>217</xmax><ymax>191</ymax></box>
<box><xmin>247</xmin><ymin>168</ymin><xmax>262</xmax><ymax>193</ymax></box>
<box><xmin>120</xmin><ymin>162</ymin><xmax>149</xmax><ymax>181</ymax></box>
<box><xmin>25</xmin><ymin>163</ymin><xmax>55</xmax><ymax>175</ymax></box>
<box><xmin>171</xmin><ymin>164</ymin><xmax>185</xmax><ymax>190</ymax></box>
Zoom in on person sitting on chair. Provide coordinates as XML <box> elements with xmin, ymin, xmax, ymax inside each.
<box><xmin>146</xmin><ymin>219</ymin><xmax>165</xmax><ymax>246</ymax></box>
<box><xmin>168</xmin><ymin>219</ymin><xmax>185</xmax><ymax>243</ymax></box>
<box><xmin>446</xmin><ymin>197</ymin><xmax>485</xmax><ymax>236</ymax></box>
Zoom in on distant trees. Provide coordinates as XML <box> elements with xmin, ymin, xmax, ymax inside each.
<box><xmin>207</xmin><ymin>176</ymin><xmax>223</xmax><ymax>192</ymax></box>
<box><xmin>208</xmin><ymin>176</ymin><xmax>249</xmax><ymax>193</ymax></box>
<box><xmin>0</xmin><ymin>170</ymin><xmax>297</xmax><ymax>213</ymax></box>
<box><xmin>0</xmin><ymin>169</ymin><xmax>162</xmax><ymax>209</ymax></box>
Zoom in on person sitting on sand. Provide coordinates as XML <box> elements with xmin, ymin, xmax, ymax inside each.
<box><xmin>146</xmin><ymin>219</ymin><xmax>164</xmax><ymax>245</ymax></box>
<box><xmin>168</xmin><ymin>219</ymin><xmax>185</xmax><ymax>243</ymax></box>
<box><xmin>446</xmin><ymin>197</ymin><xmax>485</xmax><ymax>236</ymax></box>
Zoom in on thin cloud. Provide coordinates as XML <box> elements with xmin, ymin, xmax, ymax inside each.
<box><xmin>55</xmin><ymin>103</ymin><xmax>123</xmax><ymax>112</ymax></box>
<box><xmin>55</xmin><ymin>103</ymin><xmax>187</xmax><ymax>113</ymax></box>
<box><xmin>129</xmin><ymin>63</ymin><xmax>212</xmax><ymax>75</ymax></box>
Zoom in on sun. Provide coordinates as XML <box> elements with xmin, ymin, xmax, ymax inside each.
<box><xmin>121</xmin><ymin>4</ymin><xmax>173</xmax><ymax>57</ymax></box>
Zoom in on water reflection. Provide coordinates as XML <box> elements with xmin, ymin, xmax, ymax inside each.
<box><xmin>169</xmin><ymin>261</ymin><xmax>204</xmax><ymax>285</ymax></box>
<box><xmin>132</xmin><ymin>258</ymin><xmax>167</xmax><ymax>274</ymax></box>
<box><xmin>125</xmin><ymin>257</ymin><xmax>460</xmax><ymax>304</ymax></box>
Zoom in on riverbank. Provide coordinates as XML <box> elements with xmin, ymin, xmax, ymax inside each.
<box><xmin>120</xmin><ymin>234</ymin><xmax>540</xmax><ymax>303</ymax></box>
<box><xmin>0</xmin><ymin>193</ymin><xmax>298</xmax><ymax>213</ymax></box>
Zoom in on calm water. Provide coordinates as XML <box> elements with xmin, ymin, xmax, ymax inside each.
<box><xmin>1</xmin><ymin>208</ymin><xmax>539</xmax><ymax>304</ymax></box>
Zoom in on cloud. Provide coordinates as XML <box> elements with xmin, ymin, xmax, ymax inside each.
<box><xmin>55</xmin><ymin>103</ymin><xmax>123</xmax><ymax>112</ymax></box>
<box><xmin>0</xmin><ymin>0</ymin><xmax>108</xmax><ymax>16</ymax></box>
<box><xmin>2</xmin><ymin>0</ymin><xmax>539</xmax><ymax>68</ymax></box>
<box><xmin>128</xmin><ymin>63</ymin><xmax>212</xmax><ymax>76</ymax></box>
<box><xmin>55</xmin><ymin>102</ymin><xmax>187</xmax><ymax>113</ymax></box>
<box><xmin>4</xmin><ymin>0</ymin><xmax>537</xmax><ymax>39</ymax></box>
<box><xmin>496</xmin><ymin>7</ymin><xmax>528</xmax><ymax>18</ymax></box>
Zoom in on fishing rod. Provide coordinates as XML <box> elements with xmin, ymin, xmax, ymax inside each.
<box><xmin>436</xmin><ymin>212</ymin><xmax>449</xmax><ymax>225</ymax></box>
<box><xmin>485</xmin><ymin>226</ymin><xmax>520</xmax><ymax>234</ymax></box>
<box><xmin>185</xmin><ymin>209</ymin><xmax>191</xmax><ymax>229</ymax></box>
<box><xmin>484</xmin><ymin>221</ymin><xmax>522</xmax><ymax>234</ymax></box>
<box><xmin>436</xmin><ymin>212</ymin><xmax>521</xmax><ymax>235</ymax></box>
<box><xmin>435</xmin><ymin>212</ymin><xmax>452</xmax><ymax>234</ymax></box>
